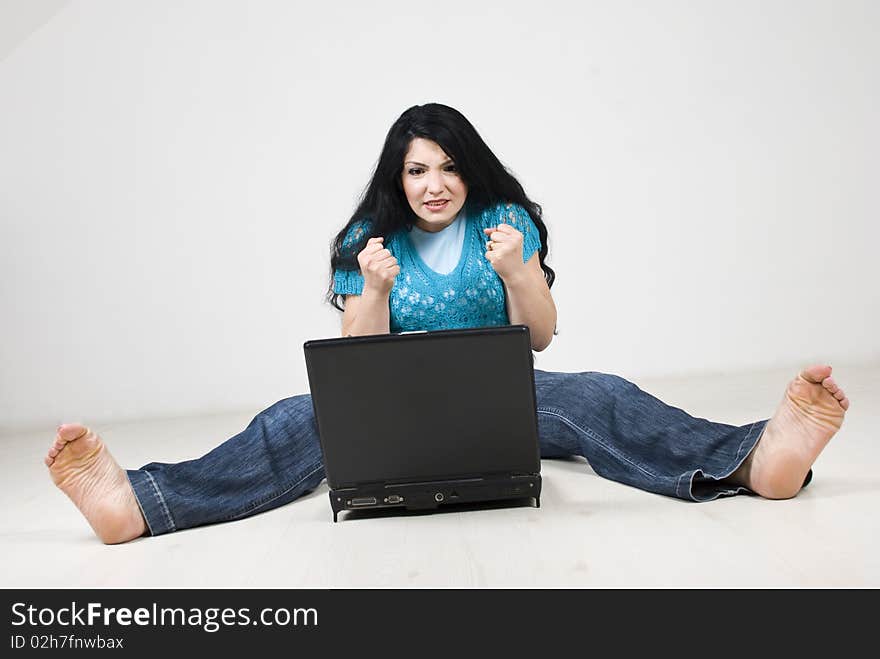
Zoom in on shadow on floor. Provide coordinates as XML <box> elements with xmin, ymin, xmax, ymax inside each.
<box><xmin>333</xmin><ymin>496</ymin><xmax>540</xmax><ymax>523</ymax></box>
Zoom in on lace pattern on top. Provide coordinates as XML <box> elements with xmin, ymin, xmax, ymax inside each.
<box><xmin>333</xmin><ymin>202</ymin><xmax>542</xmax><ymax>333</ymax></box>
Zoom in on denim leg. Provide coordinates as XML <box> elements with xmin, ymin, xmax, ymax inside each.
<box><xmin>533</xmin><ymin>369</ymin><xmax>767</xmax><ymax>501</ymax></box>
<box><xmin>126</xmin><ymin>394</ymin><xmax>325</xmax><ymax>536</ymax></box>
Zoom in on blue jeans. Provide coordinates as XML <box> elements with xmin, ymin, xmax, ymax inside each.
<box><xmin>127</xmin><ymin>369</ymin><xmax>770</xmax><ymax>536</ymax></box>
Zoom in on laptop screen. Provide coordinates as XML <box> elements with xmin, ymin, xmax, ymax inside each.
<box><xmin>304</xmin><ymin>326</ymin><xmax>540</xmax><ymax>489</ymax></box>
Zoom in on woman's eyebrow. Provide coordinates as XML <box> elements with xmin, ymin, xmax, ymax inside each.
<box><xmin>404</xmin><ymin>159</ymin><xmax>455</xmax><ymax>167</ymax></box>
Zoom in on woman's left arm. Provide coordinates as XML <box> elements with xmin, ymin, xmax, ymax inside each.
<box><xmin>484</xmin><ymin>224</ymin><xmax>557</xmax><ymax>351</ymax></box>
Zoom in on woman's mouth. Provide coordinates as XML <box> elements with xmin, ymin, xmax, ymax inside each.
<box><xmin>424</xmin><ymin>200</ymin><xmax>449</xmax><ymax>212</ymax></box>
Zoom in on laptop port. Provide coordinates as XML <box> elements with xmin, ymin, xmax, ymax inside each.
<box><xmin>384</xmin><ymin>495</ymin><xmax>403</xmax><ymax>504</ymax></box>
<box><xmin>434</xmin><ymin>492</ymin><xmax>445</xmax><ymax>502</ymax></box>
<box><xmin>349</xmin><ymin>497</ymin><xmax>377</xmax><ymax>507</ymax></box>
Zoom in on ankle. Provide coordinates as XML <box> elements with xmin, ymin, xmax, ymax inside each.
<box><xmin>723</xmin><ymin>439</ymin><xmax>759</xmax><ymax>490</ymax></box>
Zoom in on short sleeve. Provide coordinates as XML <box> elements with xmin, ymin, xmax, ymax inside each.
<box><xmin>332</xmin><ymin>219</ymin><xmax>372</xmax><ymax>296</ymax></box>
<box><xmin>490</xmin><ymin>203</ymin><xmax>542</xmax><ymax>263</ymax></box>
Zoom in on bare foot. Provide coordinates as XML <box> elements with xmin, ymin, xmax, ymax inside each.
<box><xmin>730</xmin><ymin>365</ymin><xmax>849</xmax><ymax>499</ymax></box>
<box><xmin>46</xmin><ymin>424</ymin><xmax>147</xmax><ymax>543</ymax></box>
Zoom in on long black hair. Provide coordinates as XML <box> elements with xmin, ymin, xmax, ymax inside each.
<box><xmin>327</xmin><ymin>103</ymin><xmax>555</xmax><ymax>311</ymax></box>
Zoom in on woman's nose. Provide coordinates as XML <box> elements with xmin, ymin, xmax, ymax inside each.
<box><xmin>426</xmin><ymin>170</ymin><xmax>445</xmax><ymax>194</ymax></box>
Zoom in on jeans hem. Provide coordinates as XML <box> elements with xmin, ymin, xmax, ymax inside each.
<box><xmin>678</xmin><ymin>419</ymin><xmax>768</xmax><ymax>502</ymax></box>
<box><xmin>126</xmin><ymin>469</ymin><xmax>176</xmax><ymax>536</ymax></box>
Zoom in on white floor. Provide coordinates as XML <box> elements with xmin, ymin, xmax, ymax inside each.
<box><xmin>2</xmin><ymin>363</ymin><xmax>878</xmax><ymax>588</ymax></box>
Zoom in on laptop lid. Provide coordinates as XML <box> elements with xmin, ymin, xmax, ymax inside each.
<box><xmin>303</xmin><ymin>325</ymin><xmax>540</xmax><ymax>490</ymax></box>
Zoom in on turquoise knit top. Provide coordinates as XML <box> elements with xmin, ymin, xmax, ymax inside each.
<box><xmin>333</xmin><ymin>202</ymin><xmax>542</xmax><ymax>333</ymax></box>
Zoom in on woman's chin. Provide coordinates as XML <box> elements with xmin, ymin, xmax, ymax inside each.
<box><xmin>414</xmin><ymin>210</ymin><xmax>461</xmax><ymax>232</ymax></box>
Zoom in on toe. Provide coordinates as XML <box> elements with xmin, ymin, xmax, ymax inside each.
<box><xmin>801</xmin><ymin>365</ymin><xmax>832</xmax><ymax>384</ymax></box>
<box><xmin>840</xmin><ymin>397</ymin><xmax>850</xmax><ymax>411</ymax></box>
<box><xmin>58</xmin><ymin>424</ymin><xmax>88</xmax><ymax>442</ymax></box>
<box><xmin>822</xmin><ymin>376</ymin><xmax>838</xmax><ymax>392</ymax></box>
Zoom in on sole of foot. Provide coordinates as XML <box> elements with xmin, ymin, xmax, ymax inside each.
<box><xmin>740</xmin><ymin>364</ymin><xmax>849</xmax><ymax>500</ymax></box>
<box><xmin>46</xmin><ymin>424</ymin><xmax>147</xmax><ymax>544</ymax></box>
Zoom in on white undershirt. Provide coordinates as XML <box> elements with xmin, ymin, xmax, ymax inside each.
<box><xmin>407</xmin><ymin>211</ymin><xmax>467</xmax><ymax>275</ymax></box>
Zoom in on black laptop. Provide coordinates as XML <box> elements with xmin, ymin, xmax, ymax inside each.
<box><xmin>303</xmin><ymin>325</ymin><xmax>542</xmax><ymax>522</ymax></box>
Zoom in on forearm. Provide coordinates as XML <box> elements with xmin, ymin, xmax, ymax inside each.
<box><xmin>344</xmin><ymin>287</ymin><xmax>391</xmax><ymax>336</ymax></box>
<box><xmin>503</xmin><ymin>272</ymin><xmax>557</xmax><ymax>351</ymax></box>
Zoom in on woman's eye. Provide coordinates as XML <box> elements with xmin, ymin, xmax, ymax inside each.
<box><xmin>445</xmin><ymin>165</ymin><xmax>458</xmax><ymax>172</ymax></box>
<box><xmin>408</xmin><ymin>168</ymin><xmax>424</xmax><ymax>176</ymax></box>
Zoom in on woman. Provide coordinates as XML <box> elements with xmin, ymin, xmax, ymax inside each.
<box><xmin>46</xmin><ymin>104</ymin><xmax>849</xmax><ymax>544</ymax></box>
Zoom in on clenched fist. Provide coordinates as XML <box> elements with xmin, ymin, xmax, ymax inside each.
<box><xmin>483</xmin><ymin>223</ymin><xmax>527</xmax><ymax>282</ymax></box>
<box><xmin>357</xmin><ymin>237</ymin><xmax>400</xmax><ymax>296</ymax></box>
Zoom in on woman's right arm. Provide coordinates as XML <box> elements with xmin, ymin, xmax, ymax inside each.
<box><xmin>341</xmin><ymin>236</ymin><xmax>399</xmax><ymax>336</ymax></box>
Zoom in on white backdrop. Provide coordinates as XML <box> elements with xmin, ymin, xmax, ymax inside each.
<box><xmin>1</xmin><ymin>0</ymin><xmax>877</xmax><ymax>432</ymax></box>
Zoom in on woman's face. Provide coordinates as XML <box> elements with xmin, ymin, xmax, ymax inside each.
<box><xmin>401</xmin><ymin>137</ymin><xmax>468</xmax><ymax>232</ymax></box>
